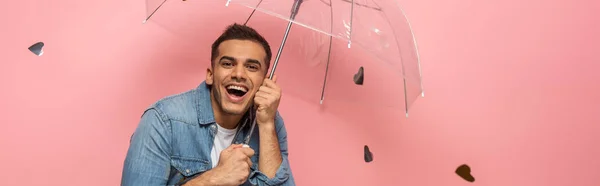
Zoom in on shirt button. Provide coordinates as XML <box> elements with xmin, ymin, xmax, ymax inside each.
<box><xmin>186</xmin><ymin>169</ymin><xmax>190</xmax><ymax>173</ymax></box>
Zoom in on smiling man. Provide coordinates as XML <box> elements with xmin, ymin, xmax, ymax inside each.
<box><xmin>121</xmin><ymin>23</ymin><xmax>295</xmax><ymax>186</ymax></box>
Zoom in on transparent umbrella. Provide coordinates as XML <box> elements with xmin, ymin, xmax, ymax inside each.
<box><xmin>143</xmin><ymin>0</ymin><xmax>424</xmax><ymax>143</ymax></box>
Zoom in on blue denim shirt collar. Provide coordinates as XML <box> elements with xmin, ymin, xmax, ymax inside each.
<box><xmin>194</xmin><ymin>81</ymin><xmax>216</xmax><ymax>125</ymax></box>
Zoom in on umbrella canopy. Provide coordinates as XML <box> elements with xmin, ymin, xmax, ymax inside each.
<box><xmin>143</xmin><ymin>0</ymin><xmax>424</xmax><ymax>116</ymax></box>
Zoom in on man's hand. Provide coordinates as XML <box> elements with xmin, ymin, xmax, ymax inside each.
<box><xmin>254</xmin><ymin>75</ymin><xmax>281</xmax><ymax>126</ymax></box>
<box><xmin>254</xmin><ymin>75</ymin><xmax>284</xmax><ymax>178</ymax></box>
<box><xmin>185</xmin><ymin>144</ymin><xmax>255</xmax><ymax>186</ymax></box>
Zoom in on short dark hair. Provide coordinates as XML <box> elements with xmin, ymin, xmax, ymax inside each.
<box><xmin>211</xmin><ymin>23</ymin><xmax>272</xmax><ymax>71</ymax></box>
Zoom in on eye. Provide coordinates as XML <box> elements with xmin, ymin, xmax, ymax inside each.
<box><xmin>246</xmin><ymin>64</ymin><xmax>260</xmax><ymax>71</ymax></box>
<box><xmin>221</xmin><ymin>61</ymin><xmax>234</xmax><ymax>68</ymax></box>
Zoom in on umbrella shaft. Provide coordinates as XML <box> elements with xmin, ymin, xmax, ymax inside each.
<box><xmin>243</xmin><ymin>23</ymin><xmax>291</xmax><ymax>143</ymax></box>
<box><xmin>245</xmin><ymin>0</ymin><xmax>301</xmax><ymax>145</ymax></box>
<box><xmin>244</xmin><ymin>17</ymin><xmax>294</xmax><ymax>145</ymax></box>
<box><xmin>268</xmin><ymin>19</ymin><xmax>294</xmax><ymax>80</ymax></box>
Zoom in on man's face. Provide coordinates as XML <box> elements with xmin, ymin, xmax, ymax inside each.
<box><xmin>206</xmin><ymin>39</ymin><xmax>268</xmax><ymax>116</ymax></box>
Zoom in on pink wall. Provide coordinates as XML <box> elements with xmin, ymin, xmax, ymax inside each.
<box><xmin>2</xmin><ymin>0</ymin><xmax>599</xmax><ymax>185</ymax></box>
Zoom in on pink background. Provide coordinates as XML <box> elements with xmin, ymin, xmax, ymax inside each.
<box><xmin>2</xmin><ymin>0</ymin><xmax>599</xmax><ymax>185</ymax></box>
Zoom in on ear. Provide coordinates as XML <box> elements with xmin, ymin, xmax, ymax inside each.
<box><xmin>206</xmin><ymin>67</ymin><xmax>214</xmax><ymax>85</ymax></box>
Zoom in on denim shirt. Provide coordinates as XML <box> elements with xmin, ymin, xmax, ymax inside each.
<box><xmin>121</xmin><ymin>81</ymin><xmax>295</xmax><ymax>186</ymax></box>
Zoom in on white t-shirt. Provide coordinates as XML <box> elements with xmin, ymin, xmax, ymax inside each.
<box><xmin>210</xmin><ymin>123</ymin><xmax>238</xmax><ymax>168</ymax></box>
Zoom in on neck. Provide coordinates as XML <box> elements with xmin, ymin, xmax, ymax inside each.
<box><xmin>214</xmin><ymin>111</ymin><xmax>242</xmax><ymax>129</ymax></box>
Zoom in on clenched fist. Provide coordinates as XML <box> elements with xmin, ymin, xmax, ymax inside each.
<box><xmin>186</xmin><ymin>144</ymin><xmax>255</xmax><ymax>186</ymax></box>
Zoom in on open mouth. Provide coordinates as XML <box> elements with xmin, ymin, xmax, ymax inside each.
<box><xmin>226</xmin><ymin>85</ymin><xmax>248</xmax><ymax>98</ymax></box>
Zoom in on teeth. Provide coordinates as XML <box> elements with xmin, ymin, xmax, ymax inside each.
<box><xmin>227</xmin><ymin>85</ymin><xmax>247</xmax><ymax>92</ymax></box>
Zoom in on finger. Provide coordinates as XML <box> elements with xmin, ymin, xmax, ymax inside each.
<box><xmin>253</xmin><ymin>100</ymin><xmax>269</xmax><ymax>112</ymax></box>
<box><xmin>245</xmin><ymin>157</ymin><xmax>253</xmax><ymax>168</ymax></box>
<box><xmin>254</xmin><ymin>90</ymin><xmax>274</xmax><ymax>99</ymax></box>
<box><xmin>240</xmin><ymin>146</ymin><xmax>255</xmax><ymax>157</ymax></box>
<box><xmin>228</xmin><ymin>144</ymin><xmax>244</xmax><ymax>150</ymax></box>
<box><xmin>272</xmin><ymin>75</ymin><xmax>278</xmax><ymax>83</ymax></box>
<box><xmin>232</xmin><ymin>144</ymin><xmax>246</xmax><ymax>150</ymax></box>
<box><xmin>254</xmin><ymin>92</ymin><xmax>277</xmax><ymax>103</ymax></box>
<box><xmin>256</xmin><ymin>88</ymin><xmax>280</xmax><ymax>101</ymax></box>
<box><xmin>253</xmin><ymin>94</ymin><xmax>265</xmax><ymax>104</ymax></box>
<box><xmin>253</xmin><ymin>96</ymin><xmax>274</xmax><ymax>109</ymax></box>
<box><xmin>262</xmin><ymin>78</ymin><xmax>280</xmax><ymax>89</ymax></box>
<box><xmin>257</xmin><ymin>86</ymin><xmax>278</xmax><ymax>96</ymax></box>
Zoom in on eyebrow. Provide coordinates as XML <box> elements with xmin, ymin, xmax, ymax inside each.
<box><xmin>219</xmin><ymin>56</ymin><xmax>263</xmax><ymax>67</ymax></box>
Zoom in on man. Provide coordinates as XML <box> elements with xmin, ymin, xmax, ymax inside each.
<box><xmin>121</xmin><ymin>23</ymin><xmax>295</xmax><ymax>186</ymax></box>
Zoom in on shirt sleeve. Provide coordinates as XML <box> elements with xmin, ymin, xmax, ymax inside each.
<box><xmin>247</xmin><ymin>113</ymin><xmax>296</xmax><ymax>186</ymax></box>
<box><xmin>121</xmin><ymin>108</ymin><xmax>173</xmax><ymax>186</ymax></box>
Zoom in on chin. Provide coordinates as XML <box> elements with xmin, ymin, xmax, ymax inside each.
<box><xmin>221</xmin><ymin>103</ymin><xmax>249</xmax><ymax>115</ymax></box>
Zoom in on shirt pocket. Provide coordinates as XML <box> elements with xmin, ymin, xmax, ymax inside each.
<box><xmin>170</xmin><ymin>156</ymin><xmax>212</xmax><ymax>185</ymax></box>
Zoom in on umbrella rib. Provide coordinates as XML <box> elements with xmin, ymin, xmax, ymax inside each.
<box><xmin>243</xmin><ymin>0</ymin><xmax>264</xmax><ymax>25</ymax></box>
<box><xmin>319</xmin><ymin>0</ymin><xmax>335</xmax><ymax>104</ymax></box>
<box><xmin>143</xmin><ymin>0</ymin><xmax>168</xmax><ymax>23</ymax></box>
<box><xmin>340</xmin><ymin>0</ymin><xmax>382</xmax><ymax>11</ymax></box>
<box><xmin>372</xmin><ymin>0</ymin><xmax>421</xmax><ymax>117</ymax></box>
<box><xmin>348</xmin><ymin>0</ymin><xmax>354</xmax><ymax>48</ymax></box>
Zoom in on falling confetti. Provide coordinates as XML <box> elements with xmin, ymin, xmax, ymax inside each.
<box><xmin>28</xmin><ymin>42</ymin><xmax>45</xmax><ymax>56</ymax></box>
<box><xmin>363</xmin><ymin>145</ymin><xmax>373</xmax><ymax>162</ymax></box>
<box><xmin>353</xmin><ymin>66</ymin><xmax>364</xmax><ymax>85</ymax></box>
<box><xmin>455</xmin><ymin>164</ymin><xmax>475</xmax><ymax>182</ymax></box>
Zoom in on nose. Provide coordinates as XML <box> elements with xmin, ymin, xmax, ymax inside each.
<box><xmin>230</xmin><ymin>64</ymin><xmax>247</xmax><ymax>81</ymax></box>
